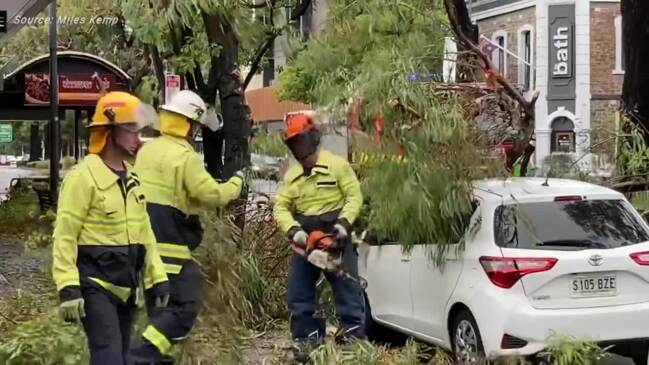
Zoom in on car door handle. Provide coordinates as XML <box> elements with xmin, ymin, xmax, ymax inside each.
<box><xmin>401</xmin><ymin>258</ymin><xmax>411</xmax><ymax>262</ymax></box>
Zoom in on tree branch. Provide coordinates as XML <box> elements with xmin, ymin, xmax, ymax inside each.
<box><xmin>243</xmin><ymin>36</ymin><xmax>275</xmax><ymax>90</ymax></box>
<box><xmin>148</xmin><ymin>44</ymin><xmax>166</xmax><ymax>104</ymax></box>
<box><xmin>239</xmin><ymin>0</ymin><xmax>276</xmax><ymax>9</ymax></box>
<box><xmin>242</xmin><ymin>0</ymin><xmax>313</xmax><ymax>91</ymax></box>
<box><xmin>444</xmin><ymin>0</ymin><xmax>535</xmax><ymax>118</ymax></box>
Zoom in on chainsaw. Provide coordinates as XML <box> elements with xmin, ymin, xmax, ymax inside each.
<box><xmin>292</xmin><ymin>231</ymin><xmax>366</xmax><ymax>287</ymax></box>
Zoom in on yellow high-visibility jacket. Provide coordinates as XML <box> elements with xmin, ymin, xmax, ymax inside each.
<box><xmin>133</xmin><ymin>134</ymin><xmax>243</xmax><ymax>274</ymax></box>
<box><xmin>274</xmin><ymin>149</ymin><xmax>363</xmax><ymax>235</ymax></box>
<box><xmin>52</xmin><ymin>154</ymin><xmax>169</xmax><ymax>303</ymax></box>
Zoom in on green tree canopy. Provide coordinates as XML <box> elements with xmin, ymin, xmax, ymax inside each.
<box><xmin>279</xmin><ymin>0</ymin><xmax>506</xmax><ymax>264</ymax></box>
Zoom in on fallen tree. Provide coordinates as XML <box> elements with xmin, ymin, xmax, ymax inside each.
<box><xmin>278</xmin><ymin>0</ymin><xmax>512</xmax><ymax>264</ymax></box>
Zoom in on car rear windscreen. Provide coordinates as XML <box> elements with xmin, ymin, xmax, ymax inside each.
<box><xmin>494</xmin><ymin>199</ymin><xmax>649</xmax><ymax>250</ymax></box>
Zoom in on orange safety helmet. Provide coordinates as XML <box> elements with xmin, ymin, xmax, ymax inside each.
<box><xmin>283</xmin><ymin>111</ymin><xmax>320</xmax><ymax>160</ymax></box>
<box><xmin>283</xmin><ymin>113</ymin><xmax>316</xmax><ymax>140</ymax></box>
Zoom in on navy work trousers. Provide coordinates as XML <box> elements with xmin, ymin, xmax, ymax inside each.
<box><xmin>287</xmin><ymin>239</ymin><xmax>365</xmax><ymax>342</ymax></box>
<box><xmin>129</xmin><ymin>261</ymin><xmax>202</xmax><ymax>364</ymax></box>
<box><xmin>82</xmin><ymin>285</ymin><xmax>136</xmax><ymax>365</ymax></box>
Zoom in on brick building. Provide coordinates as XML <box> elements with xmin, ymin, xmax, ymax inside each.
<box><xmin>467</xmin><ymin>0</ymin><xmax>624</xmax><ymax>169</ymax></box>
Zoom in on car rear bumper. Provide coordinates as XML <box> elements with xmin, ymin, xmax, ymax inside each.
<box><xmin>491</xmin><ymin>301</ymin><xmax>649</xmax><ymax>357</ymax></box>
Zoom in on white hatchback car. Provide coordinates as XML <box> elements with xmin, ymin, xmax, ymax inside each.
<box><xmin>359</xmin><ymin>178</ymin><xmax>649</xmax><ymax>364</ymax></box>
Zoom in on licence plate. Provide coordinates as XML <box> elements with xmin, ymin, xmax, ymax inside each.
<box><xmin>570</xmin><ymin>274</ymin><xmax>617</xmax><ymax>298</ymax></box>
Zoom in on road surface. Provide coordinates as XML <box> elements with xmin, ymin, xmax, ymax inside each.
<box><xmin>0</xmin><ymin>166</ymin><xmax>33</xmax><ymax>200</ymax></box>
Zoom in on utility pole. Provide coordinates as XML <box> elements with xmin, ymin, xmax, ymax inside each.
<box><xmin>49</xmin><ymin>0</ymin><xmax>60</xmax><ymax>199</ymax></box>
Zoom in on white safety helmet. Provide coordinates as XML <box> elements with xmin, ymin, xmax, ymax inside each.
<box><xmin>159</xmin><ymin>90</ymin><xmax>223</xmax><ymax>131</ymax></box>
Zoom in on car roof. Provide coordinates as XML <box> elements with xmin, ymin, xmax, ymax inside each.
<box><xmin>472</xmin><ymin>178</ymin><xmax>624</xmax><ymax>203</ymax></box>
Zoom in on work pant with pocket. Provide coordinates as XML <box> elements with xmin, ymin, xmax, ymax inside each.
<box><xmin>287</xmin><ymin>236</ymin><xmax>365</xmax><ymax>342</ymax></box>
<box><xmin>81</xmin><ymin>285</ymin><xmax>136</xmax><ymax>365</ymax></box>
<box><xmin>129</xmin><ymin>260</ymin><xmax>202</xmax><ymax>364</ymax></box>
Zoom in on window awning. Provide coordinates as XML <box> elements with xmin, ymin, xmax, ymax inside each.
<box><xmin>0</xmin><ymin>0</ymin><xmax>52</xmax><ymax>46</ymax></box>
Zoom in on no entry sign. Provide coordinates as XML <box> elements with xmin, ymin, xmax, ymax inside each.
<box><xmin>165</xmin><ymin>74</ymin><xmax>181</xmax><ymax>105</ymax></box>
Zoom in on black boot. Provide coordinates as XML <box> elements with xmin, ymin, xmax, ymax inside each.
<box><xmin>334</xmin><ymin>325</ymin><xmax>366</xmax><ymax>345</ymax></box>
<box><xmin>291</xmin><ymin>341</ymin><xmax>316</xmax><ymax>364</ymax></box>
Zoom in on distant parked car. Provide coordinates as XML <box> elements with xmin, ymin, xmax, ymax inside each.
<box><xmin>250</xmin><ymin>153</ymin><xmax>281</xmax><ymax>180</ymax></box>
<box><xmin>0</xmin><ymin>155</ymin><xmax>8</xmax><ymax>166</ymax></box>
<box><xmin>360</xmin><ymin>178</ymin><xmax>649</xmax><ymax>364</ymax></box>
<box><xmin>6</xmin><ymin>156</ymin><xmax>17</xmax><ymax>167</ymax></box>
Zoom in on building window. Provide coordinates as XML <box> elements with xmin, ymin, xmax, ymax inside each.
<box><xmin>550</xmin><ymin>117</ymin><xmax>576</xmax><ymax>153</ymax></box>
<box><xmin>492</xmin><ymin>31</ymin><xmax>507</xmax><ymax>76</ymax></box>
<box><xmin>518</xmin><ymin>26</ymin><xmax>534</xmax><ymax>91</ymax></box>
<box><xmin>497</xmin><ymin>36</ymin><xmax>505</xmax><ymax>72</ymax></box>
<box><xmin>615</xmin><ymin>15</ymin><xmax>625</xmax><ymax>73</ymax></box>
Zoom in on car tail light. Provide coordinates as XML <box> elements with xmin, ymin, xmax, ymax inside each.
<box><xmin>630</xmin><ymin>251</ymin><xmax>649</xmax><ymax>265</ymax></box>
<box><xmin>479</xmin><ymin>256</ymin><xmax>558</xmax><ymax>289</ymax></box>
<box><xmin>554</xmin><ymin>195</ymin><xmax>582</xmax><ymax>202</ymax></box>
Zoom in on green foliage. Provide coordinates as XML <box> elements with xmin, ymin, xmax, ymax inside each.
<box><xmin>279</xmin><ymin>0</ymin><xmax>504</xmax><ymax>264</ymax></box>
<box><xmin>181</xmin><ymin>201</ymin><xmax>288</xmax><ymax>362</ymax></box>
<box><xmin>361</xmin><ymin>103</ymin><xmax>502</xmax><ymax>262</ymax></box>
<box><xmin>121</xmin><ymin>0</ymin><xmax>265</xmax><ymax>80</ymax></box>
<box><xmin>0</xmin><ymin>291</ymin><xmax>50</xmax><ymax>333</ymax></box>
<box><xmin>24</xmin><ymin>222</ymin><xmax>55</xmax><ymax>250</ymax></box>
<box><xmin>309</xmin><ymin>339</ymin><xmax>453</xmax><ymax>365</ymax></box>
<box><xmin>0</xmin><ymin>312</ymin><xmax>88</xmax><ymax>365</ymax></box>
<box><xmin>617</xmin><ymin>116</ymin><xmax>649</xmax><ymax>175</ymax></box>
<box><xmin>538</xmin><ymin>332</ymin><xmax>610</xmax><ymax>365</ymax></box>
<box><xmin>0</xmin><ymin>291</ymin><xmax>86</xmax><ymax>365</ymax></box>
<box><xmin>250</xmin><ymin>131</ymin><xmax>288</xmax><ymax>158</ymax></box>
<box><xmin>278</xmin><ymin>0</ymin><xmax>449</xmax><ymax>107</ymax></box>
<box><xmin>0</xmin><ymin>186</ymin><xmax>42</xmax><ymax>236</ymax></box>
<box><xmin>541</xmin><ymin>154</ymin><xmax>591</xmax><ymax>182</ymax></box>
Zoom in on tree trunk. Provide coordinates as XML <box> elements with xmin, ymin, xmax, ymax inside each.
<box><xmin>621</xmin><ymin>0</ymin><xmax>649</xmax><ymax>131</ymax></box>
<box><xmin>449</xmin><ymin>0</ymin><xmax>479</xmax><ymax>82</ymax></box>
<box><xmin>203</xmin><ymin>14</ymin><xmax>252</xmax><ymax>231</ymax></box>
<box><xmin>203</xmin><ymin>14</ymin><xmax>252</xmax><ymax>179</ymax></box>
<box><xmin>29</xmin><ymin>122</ymin><xmax>41</xmax><ymax>161</ymax></box>
<box><xmin>444</xmin><ymin>0</ymin><xmax>537</xmax><ymax>174</ymax></box>
<box><xmin>201</xmin><ymin>127</ymin><xmax>224</xmax><ymax>179</ymax></box>
<box><xmin>148</xmin><ymin>44</ymin><xmax>166</xmax><ymax>107</ymax></box>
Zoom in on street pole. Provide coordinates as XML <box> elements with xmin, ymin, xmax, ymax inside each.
<box><xmin>73</xmin><ymin>109</ymin><xmax>79</xmax><ymax>161</ymax></box>
<box><xmin>49</xmin><ymin>0</ymin><xmax>60</xmax><ymax>200</ymax></box>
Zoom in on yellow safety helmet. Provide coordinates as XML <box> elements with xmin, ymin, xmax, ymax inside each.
<box><xmin>88</xmin><ymin>92</ymin><xmax>157</xmax><ymax>154</ymax></box>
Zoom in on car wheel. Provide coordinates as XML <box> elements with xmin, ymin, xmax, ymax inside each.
<box><xmin>363</xmin><ymin>292</ymin><xmax>407</xmax><ymax>345</ymax></box>
<box><xmin>451</xmin><ymin>309</ymin><xmax>486</xmax><ymax>364</ymax></box>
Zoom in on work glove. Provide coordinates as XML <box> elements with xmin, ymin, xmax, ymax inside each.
<box><xmin>333</xmin><ymin>223</ymin><xmax>348</xmax><ymax>239</ymax></box>
<box><xmin>334</xmin><ymin>218</ymin><xmax>352</xmax><ymax>239</ymax></box>
<box><xmin>292</xmin><ymin>230</ymin><xmax>309</xmax><ymax>248</ymax></box>
<box><xmin>59</xmin><ymin>298</ymin><xmax>85</xmax><ymax>323</ymax></box>
<box><xmin>233</xmin><ymin>168</ymin><xmax>252</xmax><ymax>194</ymax></box>
<box><xmin>154</xmin><ymin>293</ymin><xmax>170</xmax><ymax>308</ymax></box>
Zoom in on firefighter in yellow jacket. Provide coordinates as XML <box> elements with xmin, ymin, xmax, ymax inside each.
<box><xmin>273</xmin><ymin>112</ymin><xmax>364</xmax><ymax>363</ymax></box>
<box><xmin>129</xmin><ymin>90</ymin><xmax>245</xmax><ymax>363</ymax></box>
<box><xmin>52</xmin><ymin>92</ymin><xmax>169</xmax><ymax>365</ymax></box>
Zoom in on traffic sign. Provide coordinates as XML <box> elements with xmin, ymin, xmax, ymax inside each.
<box><xmin>0</xmin><ymin>124</ymin><xmax>12</xmax><ymax>143</ymax></box>
<box><xmin>165</xmin><ymin>74</ymin><xmax>181</xmax><ymax>105</ymax></box>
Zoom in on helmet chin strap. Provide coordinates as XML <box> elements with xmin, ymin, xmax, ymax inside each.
<box><xmin>110</xmin><ymin>131</ymin><xmax>136</xmax><ymax>158</ymax></box>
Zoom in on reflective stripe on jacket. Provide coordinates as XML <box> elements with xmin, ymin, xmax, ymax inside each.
<box><xmin>52</xmin><ymin>154</ymin><xmax>168</xmax><ymax>302</ymax></box>
<box><xmin>273</xmin><ymin>149</ymin><xmax>363</xmax><ymax>234</ymax></box>
<box><xmin>133</xmin><ymin>134</ymin><xmax>242</xmax><ymax>270</ymax></box>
